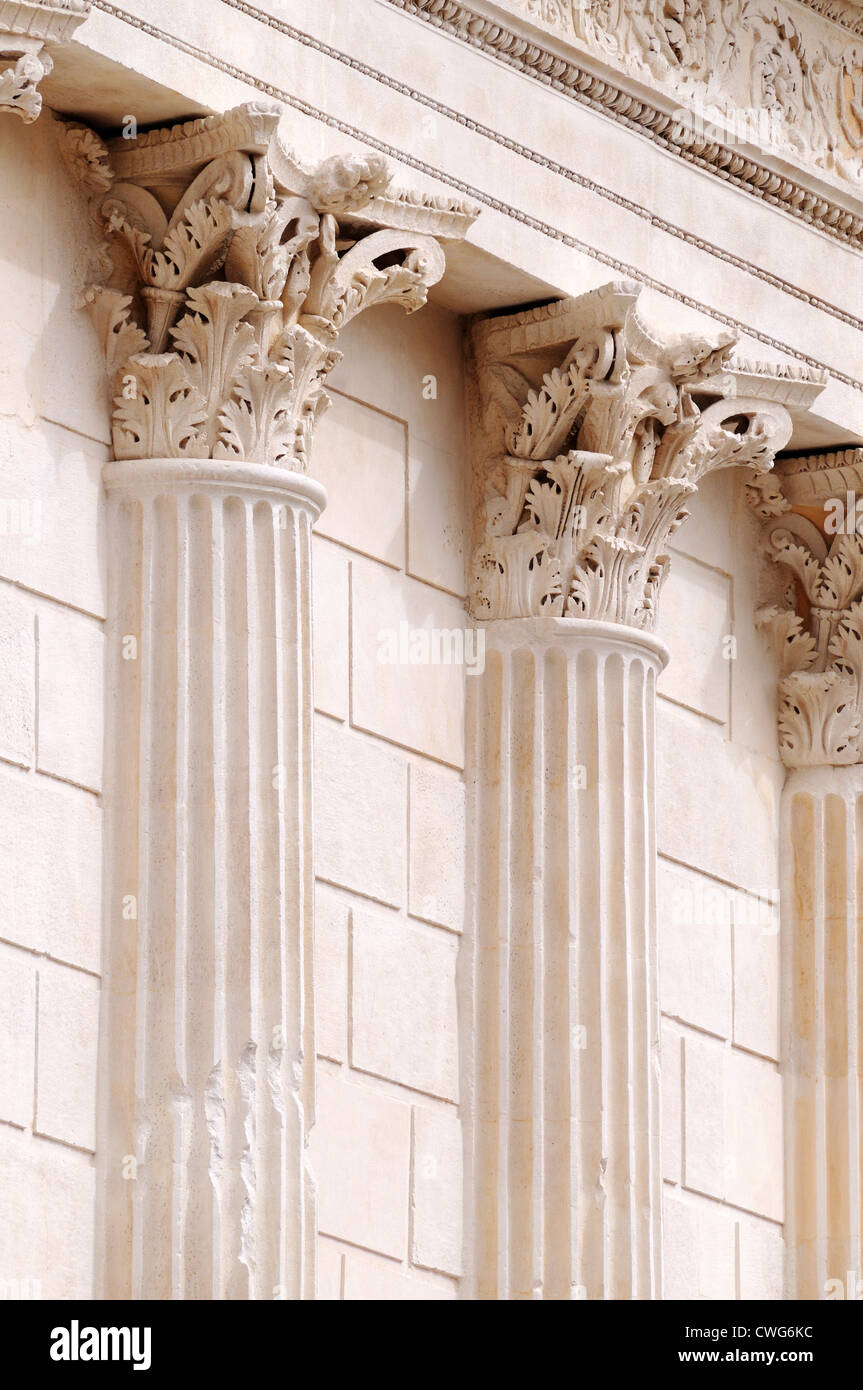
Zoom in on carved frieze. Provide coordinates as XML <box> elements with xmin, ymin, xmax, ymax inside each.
<box><xmin>469</xmin><ymin>281</ymin><xmax>824</xmax><ymax>628</ymax></box>
<box><xmin>61</xmin><ymin>101</ymin><xmax>477</xmax><ymax>468</ymax></box>
<box><xmin>0</xmin><ymin>1</ymin><xmax>89</xmax><ymax>123</ymax></box>
<box><xmin>485</xmin><ymin>0</ymin><xmax>863</xmax><ymax>189</ymax></box>
<box><xmin>749</xmin><ymin>447</ymin><xmax>863</xmax><ymax>765</ymax></box>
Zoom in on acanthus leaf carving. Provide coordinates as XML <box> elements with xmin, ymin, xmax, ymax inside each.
<box><xmin>82</xmin><ymin>286</ymin><xmax>150</xmax><ymax>388</ymax></box>
<box><xmin>214</xmin><ymin>362</ymin><xmax>302</xmax><ymax>469</ymax></box>
<box><xmin>471</xmin><ymin>532</ymin><xmax>563</xmax><ymax>620</ymax></box>
<box><xmin>777</xmin><ymin>668</ymin><xmax>861</xmax><ymax>764</ymax></box>
<box><xmin>499</xmin><ymin>0</ymin><xmax>863</xmax><ymax>190</ymax></box>
<box><xmin>112</xmin><ymin>354</ymin><xmax>208</xmax><ymax>461</ymax></box>
<box><xmin>61</xmin><ymin>103</ymin><xmax>474</xmax><ymax>470</ymax></box>
<box><xmin>750</xmin><ymin>454</ymin><xmax>863</xmax><ymax>765</ymax></box>
<box><xmin>0</xmin><ymin>47</ymin><xmax>50</xmax><ymax>123</ymax></box>
<box><xmin>223</xmin><ymin>195</ymin><xmax>320</xmax><ymax>311</ymax></box>
<box><xmin>508</xmin><ymin>361</ymin><xmax>594</xmax><ymax>459</ymax></box>
<box><xmin>303</xmin><ymin>220</ymin><xmax>447</xmax><ymax>331</ymax></box>
<box><xmin>170</xmin><ymin>282</ymin><xmax>258</xmax><ymax>453</ymax></box>
<box><xmin>756</xmin><ymin>604</ymin><xmax>819</xmax><ymax>676</ymax></box>
<box><xmin>470</xmin><ymin>282</ymin><xmax>822</xmax><ymax>628</ymax></box>
<box><xmin>268</xmin><ymin>324</ymin><xmax>342</xmax><ymax>469</ymax></box>
<box><xmin>61</xmin><ymin>122</ymin><xmax>113</xmax><ymax>196</ymax></box>
<box><xmin>765</xmin><ymin>525</ymin><xmax>829</xmax><ymax>602</ymax></box>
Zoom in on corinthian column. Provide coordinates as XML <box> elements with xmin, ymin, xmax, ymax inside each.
<box><xmin>749</xmin><ymin>449</ymin><xmax>863</xmax><ymax>1299</ymax></box>
<box><xmin>62</xmin><ymin>103</ymin><xmax>473</xmax><ymax>1300</ymax></box>
<box><xmin>465</xmin><ymin>283</ymin><xmax>820</xmax><ymax>1299</ymax></box>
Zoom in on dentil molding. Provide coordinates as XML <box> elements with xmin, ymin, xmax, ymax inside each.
<box><xmin>60</xmin><ymin>101</ymin><xmax>477</xmax><ymax>469</ymax></box>
<box><xmin>0</xmin><ymin>1</ymin><xmax>89</xmax><ymax>122</ymax></box>
<box><xmin>469</xmin><ymin>282</ymin><xmax>825</xmax><ymax>628</ymax></box>
<box><xmin>749</xmin><ymin>446</ymin><xmax>863</xmax><ymax>765</ymax></box>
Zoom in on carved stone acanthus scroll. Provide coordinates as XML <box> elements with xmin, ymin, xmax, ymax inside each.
<box><xmin>61</xmin><ymin>102</ymin><xmax>477</xmax><ymax>468</ymax></box>
<box><xmin>0</xmin><ymin>1</ymin><xmax>89</xmax><ymax>122</ymax></box>
<box><xmin>498</xmin><ymin>0</ymin><xmax>863</xmax><ymax>188</ymax></box>
<box><xmin>469</xmin><ymin>282</ymin><xmax>824</xmax><ymax>629</ymax></box>
<box><xmin>749</xmin><ymin>447</ymin><xmax>863</xmax><ymax>766</ymax></box>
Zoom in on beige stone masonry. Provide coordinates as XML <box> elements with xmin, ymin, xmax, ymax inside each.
<box><xmin>6</xmin><ymin>0</ymin><xmax>862</xmax><ymax>1306</ymax></box>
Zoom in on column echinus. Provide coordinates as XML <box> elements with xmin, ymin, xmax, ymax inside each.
<box><xmin>465</xmin><ymin>282</ymin><xmax>825</xmax><ymax>1300</ymax></box>
<box><xmin>749</xmin><ymin>449</ymin><xmax>863</xmax><ymax>1299</ymax></box>
<box><xmin>59</xmin><ymin>102</ymin><xmax>476</xmax><ymax>1300</ymax></box>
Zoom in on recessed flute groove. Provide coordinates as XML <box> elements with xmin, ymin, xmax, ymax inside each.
<box><xmin>97</xmin><ymin>459</ymin><xmax>324</xmax><ymax>1301</ymax></box>
<box><xmin>465</xmin><ymin>617</ymin><xmax>666</xmax><ymax>1300</ymax></box>
<box><xmin>782</xmin><ymin>766</ymin><xmax>863</xmax><ymax>1300</ymax></box>
<box><xmin>73</xmin><ymin>99</ymin><xmax>468</xmax><ymax>1301</ymax></box>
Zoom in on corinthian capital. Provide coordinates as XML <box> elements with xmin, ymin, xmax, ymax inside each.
<box><xmin>0</xmin><ymin>1</ymin><xmax>89</xmax><ymax>122</ymax></box>
<box><xmin>60</xmin><ymin>102</ymin><xmax>477</xmax><ymax>469</ymax></box>
<box><xmin>748</xmin><ymin>448</ymin><xmax>863</xmax><ymax>767</ymax></box>
<box><xmin>469</xmin><ymin>282</ymin><xmax>825</xmax><ymax>628</ymax></box>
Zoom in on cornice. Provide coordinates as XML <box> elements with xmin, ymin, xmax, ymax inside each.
<box><xmin>213</xmin><ymin>0</ymin><xmax>863</xmax><ymax>341</ymax></box>
<box><xmin>383</xmin><ymin>0</ymin><xmax>863</xmax><ymax>253</ymax></box>
<box><xmin>0</xmin><ymin>1</ymin><xmax>89</xmax><ymax>44</ymax></box>
<box><xmin>83</xmin><ymin>1</ymin><xmax>862</xmax><ymax>389</ymax></box>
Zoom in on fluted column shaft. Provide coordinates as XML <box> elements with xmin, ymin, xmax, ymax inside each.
<box><xmin>466</xmin><ymin>618</ymin><xmax>667</xmax><ymax>1300</ymax></box>
<box><xmin>97</xmin><ymin>458</ymin><xmax>325</xmax><ymax>1301</ymax></box>
<box><xmin>782</xmin><ymin>766</ymin><xmax>863</xmax><ymax>1300</ymax></box>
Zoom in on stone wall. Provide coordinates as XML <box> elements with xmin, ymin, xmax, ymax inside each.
<box><xmin>309</xmin><ymin>302</ymin><xmax>467</xmax><ymax>1299</ymax></box>
<box><xmin>0</xmin><ymin>0</ymin><xmax>859</xmax><ymax>1303</ymax></box>
<box><xmin>657</xmin><ymin>470</ymin><xmax>785</xmax><ymax>1299</ymax></box>
<box><xmin>0</xmin><ymin>111</ymin><xmax>107</xmax><ymax>1300</ymax></box>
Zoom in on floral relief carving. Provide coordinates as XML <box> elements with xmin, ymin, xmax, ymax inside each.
<box><xmin>503</xmin><ymin>0</ymin><xmax>863</xmax><ymax>185</ymax></box>
<box><xmin>61</xmin><ymin>102</ymin><xmax>476</xmax><ymax>469</ymax></box>
<box><xmin>0</xmin><ymin>48</ymin><xmax>51</xmax><ymax>122</ymax></box>
<box><xmin>470</xmin><ymin>282</ymin><xmax>823</xmax><ymax>628</ymax></box>
<box><xmin>749</xmin><ymin>448</ymin><xmax>863</xmax><ymax>765</ymax></box>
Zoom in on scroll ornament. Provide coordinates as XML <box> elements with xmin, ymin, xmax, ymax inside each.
<box><xmin>60</xmin><ymin>102</ymin><xmax>476</xmax><ymax>469</ymax></box>
<box><xmin>469</xmin><ymin>282</ymin><xmax>820</xmax><ymax>629</ymax></box>
<box><xmin>509</xmin><ymin>0</ymin><xmax>863</xmax><ymax>186</ymax></box>
<box><xmin>748</xmin><ymin>450</ymin><xmax>863</xmax><ymax>766</ymax></box>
